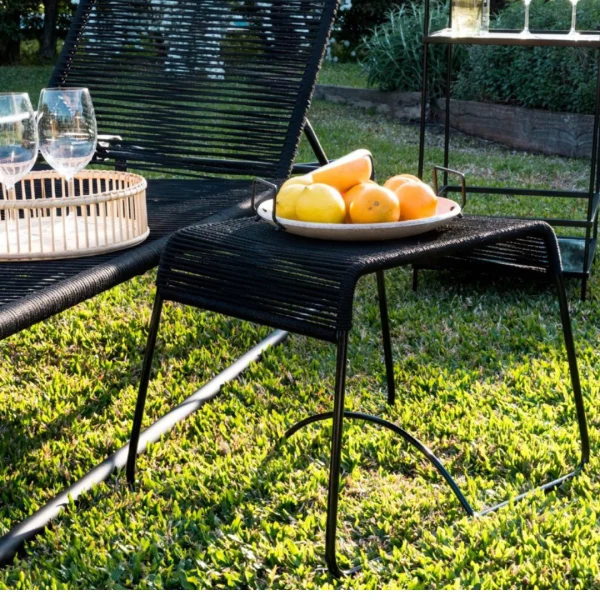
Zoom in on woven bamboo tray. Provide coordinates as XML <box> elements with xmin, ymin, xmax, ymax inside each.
<box><xmin>0</xmin><ymin>170</ymin><xmax>148</xmax><ymax>261</ymax></box>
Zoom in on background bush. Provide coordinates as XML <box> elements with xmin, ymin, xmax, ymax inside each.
<box><xmin>327</xmin><ymin>0</ymin><xmax>406</xmax><ymax>62</ymax></box>
<box><xmin>453</xmin><ymin>0</ymin><xmax>600</xmax><ymax>114</ymax></box>
<box><xmin>358</xmin><ymin>1</ymin><xmax>465</xmax><ymax>95</ymax></box>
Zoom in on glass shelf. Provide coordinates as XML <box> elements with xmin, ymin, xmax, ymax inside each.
<box><xmin>425</xmin><ymin>29</ymin><xmax>600</xmax><ymax>48</ymax></box>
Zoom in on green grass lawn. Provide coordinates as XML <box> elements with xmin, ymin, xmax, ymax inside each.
<box><xmin>0</xmin><ymin>66</ymin><xmax>599</xmax><ymax>590</ymax></box>
<box><xmin>317</xmin><ymin>62</ymin><xmax>369</xmax><ymax>88</ymax></box>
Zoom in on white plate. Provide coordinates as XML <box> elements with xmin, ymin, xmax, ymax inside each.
<box><xmin>257</xmin><ymin>196</ymin><xmax>461</xmax><ymax>241</ymax></box>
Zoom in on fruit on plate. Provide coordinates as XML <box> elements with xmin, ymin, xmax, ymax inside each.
<box><xmin>276</xmin><ymin>184</ymin><xmax>305</xmax><ymax>220</ymax></box>
<box><xmin>394</xmin><ymin>180</ymin><xmax>438</xmax><ymax>221</ymax></box>
<box><xmin>295</xmin><ymin>183</ymin><xmax>346</xmax><ymax>224</ymax></box>
<box><xmin>383</xmin><ymin>174</ymin><xmax>421</xmax><ymax>194</ymax></box>
<box><xmin>343</xmin><ymin>181</ymin><xmax>378</xmax><ymax>223</ymax></box>
<box><xmin>279</xmin><ymin>174</ymin><xmax>313</xmax><ymax>192</ymax></box>
<box><xmin>311</xmin><ymin>149</ymin><xmax>373</xmax><ymax>193</ymax></box>
<box><xmin>343</xmin><ymin>181</ymin><xmax>377</xmax><ymax>212</ymax></box>
<box><xmin>348</xmin><ymin>184</ymin><xmax>400</xmax><ymax>224</ymax></box>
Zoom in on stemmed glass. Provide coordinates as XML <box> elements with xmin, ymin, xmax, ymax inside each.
<box><xmin>521</xmin><ymin>0</ymin><xmax>532</xmax><ymax>37</ymax></box>
<box><xmin>37</xmin><ymin>88</ymin><xmax>97</xmax><ymax>189</ymax></box>
<box><xmin>0</xmin><ymin>93</ymin><xmax>38</xmax><ymax>199</ymax></box>
<box><xmin>569</xmin><ymin>0</ymin><xmax>580</xmax><ymax>37</ymax></box>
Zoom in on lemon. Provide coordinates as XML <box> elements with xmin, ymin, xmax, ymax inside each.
<box><xmin>279</xmin><ymin>174</ymin><xmax>313</xmax><ymax>192</ymax></box>
<box><xmin>295</xmin><ymin>183</ymin><xmax>346</xmax><ymax>224</ymax></box>
<box><xmin>276</xmin><ymin>184</ymin><xmax>306</xmax><ymax>220</ymax></box>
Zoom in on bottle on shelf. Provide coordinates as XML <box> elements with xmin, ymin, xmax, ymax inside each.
<box><xmin>481</xmin><ymin>0</ymin><xmax>490</xmax><ymax>34</ymax></box>
<box><xmin>451</xmin><ymin>0</ymin><xmax>484</xmax><ymax>36</ymax></box>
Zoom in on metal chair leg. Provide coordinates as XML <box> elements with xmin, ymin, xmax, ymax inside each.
<box><xmin>325</xmin><ymin>331</ymin><xmax>349</xmax><ymax>578</ymax></box>
<box><xmin>554</xmin><ymin>273</ymin><xmax>590</xmax><ymax>466</ymax></box>
<box><xmin>126</xmin><ymin>293</ymin><xmax>164</xmax><ymax>486</ymax></box>
<box><xmin>376</xmin><ymin>271</ymin><xmax>395</xmax><ymax>406</ymax></box>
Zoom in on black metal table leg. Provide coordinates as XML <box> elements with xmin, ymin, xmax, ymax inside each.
<box><xmin>554</xmin><ymin>273</ymin><xmax>590</xmax><ymax>465</ymax></box>
<box><xmin>126</xmin><ymin>293</ymin><xmax>164</xmax><ymax>485</ymax></box>
<box><xmin>376</xmin><ymin>271</ymin><xmax>395</xmax><ymax>406</ymax></box>
<box><xmin>325</xmin><ymin>331</ymin><xmax>350</xmax><ymax>578</ymax></box>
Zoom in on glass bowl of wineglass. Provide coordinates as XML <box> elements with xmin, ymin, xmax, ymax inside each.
<box><xmin>37</xmin><ymin>88</ymin><xmax>97</xmax><ymax>187</ymax></box>
<box><xmin>0</xmin><ymin>93</ymin><xmax>38</xmax><ymax>199</ymax></box>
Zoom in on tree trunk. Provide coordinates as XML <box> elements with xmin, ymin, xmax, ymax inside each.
<box><xmin>40</xmin><ymin>0</ymin><xmax>59</xmax><ymax>60</ymax></box>
<box><xmin>0</xmin><ymin>10</ymin><xmax>21</xmax><ymax>64</ymax></box>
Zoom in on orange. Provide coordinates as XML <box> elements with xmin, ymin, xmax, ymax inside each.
<box><xmin>312</xmin><ymin>149</ymin><xmax>373</xmax><ymax>193</ymax></box>
<box><xmin>295</xmin><ymin>183</ymin><xmax>346</xmax><ymax>224</ymax></box>
<box><xmin>343</xmin><ymin>181</ymin><xmax>378</xmax><ymax>212</ymax></box>
<box><xmin>383</xmin><ymin>174</ymin><xmax>422</xmax><ymax>194</ymax></box>
<box><xmin>395</xmin><ymin>181</ymin><xmax>438</xmax><ymax>221</ymax></box>
<box><xmin>343</xmin><ymin>181</ymin><xmax>378</xmax><ymax>223</ymax></box>
<box><xmin>349</xmin><ymin>184</ymin><xmax>400</xmax><ymax>224</ymax></box>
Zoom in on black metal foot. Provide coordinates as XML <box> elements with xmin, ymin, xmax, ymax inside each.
<box><xmin>126</xmin><ymin>293</ymin><xmax>164</xmax><ymax>486</ymax></box>
<box><xmin>376</xmin><ymin>272</ymin><xmax>395</xmax><ymax>406</ymax></box>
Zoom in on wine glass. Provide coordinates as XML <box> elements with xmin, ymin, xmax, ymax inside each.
<box><xmin>521</xmin><ymin>0</ymin><xmax>532</xmax><ymax>37</ymax></box>
<box><xmin>569</xmin><ymin>0</ymin><xmax>580</xmax><ymax>37</ymax></box>
<box><xmin>0</xmin><ymin>93</ymin><xmax>38</xmax><ymax>198</ymax></box>
<box><xmin>38</xmin><ymin>88</ymin><xmax>97</xmax><ymax>184</ymax></box>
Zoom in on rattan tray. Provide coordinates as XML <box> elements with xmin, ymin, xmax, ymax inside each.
<box><xmin>0</xmin><ymin>170</ymin><xmax>148</xmax><ymax>261</ymax></box>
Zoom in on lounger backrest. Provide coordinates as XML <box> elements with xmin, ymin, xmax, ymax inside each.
<box><xmin>50</xmin><ymin>0</ymin><xmax>338</xmax><ymax>179</ymax></box>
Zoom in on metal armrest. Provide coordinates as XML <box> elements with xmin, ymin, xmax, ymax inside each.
<box><xmin>97</xmin><ymin>134</ymin><xmax>123</xmax><ymax>150</ymax></box>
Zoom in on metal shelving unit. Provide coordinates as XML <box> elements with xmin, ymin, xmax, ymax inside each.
<box><xmin>418</xmin><ymin>4</ymin><xmax>600</xmax><ymax>299</ymax></box>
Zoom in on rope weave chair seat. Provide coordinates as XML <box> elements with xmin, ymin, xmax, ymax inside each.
<box><xmin>0</xmin><ymin>0</ymin><xmax>338</xmax><ymax>341</ymax></box>
<box><xmin>0</xmin><ymin>179</ymin><xmax>264</xmax><ymax>340</ymax></box>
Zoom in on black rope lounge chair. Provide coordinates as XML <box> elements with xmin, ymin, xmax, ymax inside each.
<box><xmin>0</xmin><ymin>0</ymin><xmax>337</xmax><ymax>341</ymax></box>
<box><xmin>0</xmin><ymin>0</ymin><xmax>338</xmax><ymax>563</ymax></box>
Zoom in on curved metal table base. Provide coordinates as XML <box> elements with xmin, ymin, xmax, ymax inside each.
<box><xmin>285</xmin><ymin>410</ymin><xmax>474</xmax><ymax>517</ymax></box>
<box><xmin>285</xmin><ymin>410</ymin><xmax>584</xmax><ymax>519</ymax></box>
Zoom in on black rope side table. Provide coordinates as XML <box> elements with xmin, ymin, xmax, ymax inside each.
<box><xmin>126</xmin><ymin>216</ymin><xmax>590</xmax><ymax>577</ymax></box>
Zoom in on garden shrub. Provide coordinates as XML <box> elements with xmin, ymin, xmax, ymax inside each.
<box><xmin>330</xmin><ymin>0</ymin><xmax>410</xmax><ymax>62</ymax></box>
<box><xmin>453</xmin><ymin>0</ymin><xmax>600</xmax><ymax>114</ymax></box>
<box><xmin>358</xmin><ymin>1</ymin><xmax>464</xmax><ymax>95</ymax></box>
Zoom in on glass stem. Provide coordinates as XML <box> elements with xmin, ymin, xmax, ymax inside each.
<box><xmin>524</xmin><ymin>5</ymin><xmax>530</xmax><ymax>34</ymax></box>
<box><xmin>571</xmin><ymin>3</ymin><xmax>577</xmax><ymax>35</ymax></box>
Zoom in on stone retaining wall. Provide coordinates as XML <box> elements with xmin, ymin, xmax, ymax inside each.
<box><xmin>315</xmin><ymin>84</ymin><xmax>594</xmax><ymax>159</ymax></box>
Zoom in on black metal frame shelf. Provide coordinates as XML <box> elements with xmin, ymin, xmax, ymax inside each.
<box><xmin>426</xmin><ymin>29</ymin><xmax>600</xmax><ymax>48</ymax></box>
<box><xmin>418</xmin><ymin>3</ymin><xmax>600</xmax><ymax>299</ymax></box>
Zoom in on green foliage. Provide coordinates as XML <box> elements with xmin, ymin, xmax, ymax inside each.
<box><xmin>329</xmin><ymin>0</ymin><xmax>410</xmax><ymax>62</ymax></box>
<box><xmin>453</xmin><ymin>0</ymin><xmax>600</xmax><ymax>114</ymax></box>
<box><xmin>358</xmin><ymin>1</ymin><xmax>463</xmax><ymax>95</ymax></box>
<box><xmin>0</xmin><ymin>0</ymin><xmax>74</xmax><ymax>65</ymax></box>
<box><xmin>1</xmin><ymin>66</ymin><xmax>600</xmax><ymax>590</ymax></box>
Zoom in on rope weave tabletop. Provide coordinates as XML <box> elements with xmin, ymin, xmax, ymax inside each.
<box><xmin>158</xmin><ymin>216</ymin><xmax>559</xmax><ymax>343</ymax></box>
